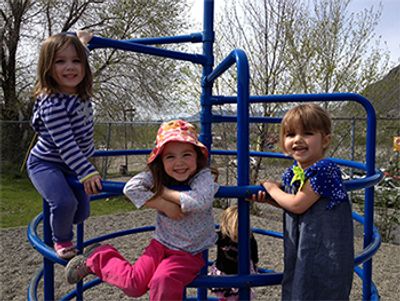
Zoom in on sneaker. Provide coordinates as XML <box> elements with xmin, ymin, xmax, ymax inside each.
<box><xmin>65</xmin><ymin>243</ymin><xmax>101</xmax><ymax>284</ymax></box>
<box><xmin>54</xmin><ymin>241</ymin><xmax>77</xmax><ymax>259</ymax></box>
<box><xmin>65</xmin><ymin>255</ymin><xmax>90</xmax><ymax>284</ymax></box>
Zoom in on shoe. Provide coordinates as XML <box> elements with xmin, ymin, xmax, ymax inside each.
<box><xmin>54</xmin><ymin>241</ymin><xmax>78</xmax><ymax>259</ymax></box>
<box><xmin>65</xmin><ymin>243</ymin><xmax>101</xmax><ymax>284</ymax></box>
<box><xmin>65</xmin><ymin>255</ymin><xmax>90</xmax><ymax>284</ymax></box>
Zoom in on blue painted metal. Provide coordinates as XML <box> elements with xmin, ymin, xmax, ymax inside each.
<box><xmin>197</xmin><ymin>2</ymin><xmax>214</xmax><ymax>299</ymax></box>
<box><xmin>42</xmin><ymin>200</ymin><xmax>55</xmax><ymax>300</ymax></box>
<box><xmin>88</xmin><ymin>36</ymin><xmax>207</xmax><ymax>65</ymax></box>
<box><xmin>27</xmin><ymin>0</ymin><xmax>383</xmax><ymax>300</ymax></box>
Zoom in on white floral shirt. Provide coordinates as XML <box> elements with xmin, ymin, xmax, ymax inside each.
<box><xmin>123</xmin><ymin>168</ymin><xmax>218</xmax><ymax>254</ymax></box>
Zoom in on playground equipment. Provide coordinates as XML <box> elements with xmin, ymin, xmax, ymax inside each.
<box><xmin>27</xmin><ymin>1</ymin><xmax>384</xmax><ymax>300</ymax></box>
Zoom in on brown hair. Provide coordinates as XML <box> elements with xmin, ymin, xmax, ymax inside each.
<box><xmin>148</xmin><ymin>144</ymin><xmax>208</xmax><ymax>195</ymax></box>
<box><xmin>33</xmin><ymin>33</ymin><xmax>93</xmax><ymax>100</ymax></box>
<box><xmin>220</xmin><ymin>205</ymin><xmax>239</xmax><ymax>242</ymax></box>
<box><xmin>279</xmin><ymin>103</ymin><xmax>332</xmax><ymax>153</ymax></box>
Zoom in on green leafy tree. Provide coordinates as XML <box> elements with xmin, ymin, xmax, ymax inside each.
<box><xmin>211</xmin><ymin>0</ymin><xmax>390</xmax><ymax>184</ymax></box>
<box><xmin>1</xmin><ymin>0</ymin><xmax>190</xmax><ymax>167</ymax></box>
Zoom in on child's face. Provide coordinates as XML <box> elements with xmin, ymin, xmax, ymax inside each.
<box><xmin>161</xmin><ymin>141</ymin><xmax>198</xmax><ymax>182</ymax></box>
<box><xmin>51</xmin><ymin>44</ymin><xmax>85</xmax><ymax>94</ymax></box>
<box><xmin>283</xmin><ymin>127</ymin><xmax>331</xmax><ymax>169</ymax></box>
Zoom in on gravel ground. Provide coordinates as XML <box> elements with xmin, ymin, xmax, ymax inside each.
<box><xmin>1</xmin><ymin>207</ymin><xmax>399</xmax><ymax>300</ymax></box>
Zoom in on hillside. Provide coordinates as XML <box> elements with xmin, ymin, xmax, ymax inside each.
<box><xmin>361</xmin><ymin>65</ymin><xmax>400</xmax><ymax>117</ymax></box>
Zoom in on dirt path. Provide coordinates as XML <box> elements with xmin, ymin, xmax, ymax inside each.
<box><xmin>1</xmin><ymin>208</ymin><xmax>399</xmax><ymax>300</ymax></box>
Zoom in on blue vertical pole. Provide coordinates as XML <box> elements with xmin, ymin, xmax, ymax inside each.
<box><xmin>199</xmin><ymin>0</ymin><xmax>214</xmax><ymax>151</ymax></box>
<box><xmin>361</xmin><ymin>97</ymin><xmax>377</xmax><ymax>300</ymax></box>
<box><xmin>198</xmin><ymin>1</ymin><xmax>214</xmax><ymax>299</ymax></box>
<box><xmin>235</xmin><ymin>50</ymin><xmax>251</xmax><ymax>300</ymax></box>
<box><xmin>76</xmin><ymin>222</ymin><xmax>85</xmax><ymax>300</ymax></box>
<box><xmin>43</xmin><ymin>199</ymin><xmax>55</xmax><ymax>300</ymax></box>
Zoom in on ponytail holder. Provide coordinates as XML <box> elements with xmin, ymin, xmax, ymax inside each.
<box><xmin>291</xmin><ymin>165</ymin><xmax>305</xmax><ymax>191</ymax></box>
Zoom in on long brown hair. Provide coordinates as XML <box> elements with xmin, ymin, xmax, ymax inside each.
<box><xmin>33</xmin><ymin>33</ymin><xmax>93</xmax><ymax>100</ymax></box>
<box><xmin>148</xmin><ymin>144</ymin><xmax>208</xmax><ymax>195</ymax></box>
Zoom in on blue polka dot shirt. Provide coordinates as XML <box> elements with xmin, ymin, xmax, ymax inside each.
<box><xmin>282</xmin><ymin>159</ymin><xmax>349</xmax><ymax>209</ymax></box>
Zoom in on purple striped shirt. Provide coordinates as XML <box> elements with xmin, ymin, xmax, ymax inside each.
<box><xmin>30</xmin><ymin>93</ymin><xmax>96</xmax><ymax>179</ymax></box>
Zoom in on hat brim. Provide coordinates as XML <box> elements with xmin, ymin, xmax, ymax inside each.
<box><xmin>147</xmin><ymin>138</ymin><xmax>208</xmax><ymax>165</ymax></box>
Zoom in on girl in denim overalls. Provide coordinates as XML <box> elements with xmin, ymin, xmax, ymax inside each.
<box><xmin>252</xmin><ymin>104</ymin><xmax>354</xmax><ymax>300</ymax></box>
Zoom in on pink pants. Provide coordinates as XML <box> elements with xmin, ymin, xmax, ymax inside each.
<box><xmin>86</xmin><ymin>239</ymin><xmax>204</xmax><ymax>300</ymax></box>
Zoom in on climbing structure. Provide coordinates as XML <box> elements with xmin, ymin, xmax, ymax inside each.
<box><xmin>27</xmin><ymin>1</ymin><xmax>383</xmax><ymax>300</ymax></box>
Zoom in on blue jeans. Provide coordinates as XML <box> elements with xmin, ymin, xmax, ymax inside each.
<box><xmin>27</xmin><ymin>154</ymin><xmax>90</xmax><ymax>243</ymax></box>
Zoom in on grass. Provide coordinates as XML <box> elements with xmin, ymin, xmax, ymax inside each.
<box><xmin>0</xmin><ymin>172</ymin><xmax>135</xmax><ymax>229</ymax></box>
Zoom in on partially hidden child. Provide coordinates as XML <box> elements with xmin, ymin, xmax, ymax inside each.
<box><xmin>209</xmin><ymin>205</ymin><xmax>259</xmax><ymax>300</ymax></box>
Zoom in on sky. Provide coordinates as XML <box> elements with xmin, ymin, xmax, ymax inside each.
<box><xmin>348</xmin><ymin>0</ymin><xmax>400</xmax><ymax>65</ymax></box>
<box><xmin>190</xmin><ymin>0</ymin><xmax>400</xmax><ymax>65</ymax></box>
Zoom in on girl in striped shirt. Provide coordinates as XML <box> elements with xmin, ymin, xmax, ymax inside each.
<box><xmin>27</xmin><ymin>32</ymin><xmax>102</xmax><ymax>259</ymax></box>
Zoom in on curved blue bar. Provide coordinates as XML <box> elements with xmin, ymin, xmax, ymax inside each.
<box><xmin>66</xmin><ymin>162</ymin><xmax>383</xmax><ymax>198</ymax></box>
<box><xmin>27</xmin><ymin>213</ymin><xmax>68</xmax><ymax>266</ymax></box>
<box><xmin>354</xmin><ymin>266</ymin><xmax>380</xmax><ymax>301</ymax></box>
<box><xmin>353</xmin><ymin>212</ymin><xmax>382</xmax><ymax>265</ymax></box>
<box><xmin>27</xmin><ymin>268</ymin><xmax>43</xmax><ymax>301</ymax></box>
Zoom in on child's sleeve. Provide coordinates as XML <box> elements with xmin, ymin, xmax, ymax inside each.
<box><xmin>307</xmin><ymin>160</ymin><xmax>348</xmax><ymax>203</ymax></box>
<box><xmin>41</xmin><ymin>98</ymin><xmax>97</xmax><ymax>180</ymax></box>
<box><xmin>179</xmin><ymin>168</ymin><xmax>219</xmax><ymax>212</ymax></box>
<box><xmin>123</xmin><ymin>171</ymin><xmax>155</xmax><ymax>208</ymax></box>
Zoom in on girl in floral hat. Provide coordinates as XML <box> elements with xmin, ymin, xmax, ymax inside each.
<box><xmin>65</xmin><ymin>120</ymin><xmax>218</xmax><ymax>300</ymax></box>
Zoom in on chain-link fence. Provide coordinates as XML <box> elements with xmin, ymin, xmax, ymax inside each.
<box><xmin>1</xmin><ymin>117</ymin><xmax>398</xmax><ymax>180</ymax></box>
<box><xmin>1</xmin><ymin>115</ymin><xmax>399</xmax><ymax>242</ymax></box>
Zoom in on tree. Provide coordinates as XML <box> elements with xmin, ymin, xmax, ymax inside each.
<box><xmin>211</xmin><ymin>0</ymin><xmax>390</xmax><ymax>184</ymax></box>
<box><xmin>1</xmin><ymin>0</ymin><xmax>190</xmax><ymax>167</ymax></box>
<box><xmin>1</xmin><ymin>0</ymin><xmax>35</xmax><ymax>168</ymax></box>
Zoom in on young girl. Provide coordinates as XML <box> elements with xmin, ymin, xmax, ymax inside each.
<box><xmin>252</xmin><ymin>103</ymin><xmax>354</xmax><ymax>300</ymax></box>
<box><xmin>65</xmin><ymin>119</ymin><xmax>219</xmax><ymax>300</ymax></box>
<box><xmin>26</xmin><ymin>32</ymin><xmax>102</xmax><ymax>259</ymax></box>
<box><xmin>209</xmin><ymin>205</ymin><xmax>259</xmax><ymax>300</ymax></box>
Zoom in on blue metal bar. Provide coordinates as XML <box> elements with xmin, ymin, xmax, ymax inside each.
<box><xmin>76</xmin><ymin>223</ymin><xmax>84</xmax><ymax>300</ymax></box>
<box><xmin>353</xmin><ymin>212</ymin><xmax>382</xmax><ymax>266</ymax></box>
<box><xmin>354</xmin><ymin>266</ymin><xmax>380</xmax><ymax>301</ymax></box>
<box><xmin>121</xmin><ymin>32</ymin><xmax>203</xmax><ymax>45</ymax></box>
<box><xmin>355</xmin><ymin>103</ymin><xmax>377</xmax><ymax>300</ymax></box>
<box><xmin>42</xmin><ymin>200</ymin><xmax>55</xmax><ymax>300</ymax></box>
<box><xmin>204</xmin><ymin>48</ymin><xmax>252</xmax><ymax>300</ymax></box>
<box><xmin>65</xmin><ymin>163</ymin><xmax>382</xmax><ymax>199</ymax></box>
<box><xmin>196</xmin><ymin>1</ymin><xmax>215</xmax><ymax>299</ymax></box>
<box><xmin>27</xmin><ymin>212</ymin><xmax>68</xmax><ymax>265</ymax></box>
<box><xmin>87</xmin><ymin>36</ymin><xmax>207</xmax><ymax>65</ymax></box>
<box><xmin>232</xmin><ymin>49</ymin><xmax>252</xmax><ymax>301</ymax></box>
<box><xmin>27</xmin><ymin>267</ymin><xmax>42</xmax><ymax>301</ymax></box>
<box><xmin>198</xmin><ymin>0</ymin><xmax>215</xmax><ymax>151</ymax></box>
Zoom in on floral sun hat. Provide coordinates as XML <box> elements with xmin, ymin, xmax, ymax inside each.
<box><xmin>147</xmin><ymin>120</ymin><xmax>209</xmax><ymax>164</ymax></box>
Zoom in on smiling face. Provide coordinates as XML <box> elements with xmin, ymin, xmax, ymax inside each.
<box><xmin>283</xmin><ymin>127</ymin><xmax>331</xmax><ymax>170</ymax></box>
<box><xmin>161</xmin><ymin>141</ymin><xmax>198</xmax><ymax>182</ymax></box>
<box><xmin>51</xmin><ymin>44</ymin><xmax>85</xmax><ymax>94</ymax></box>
